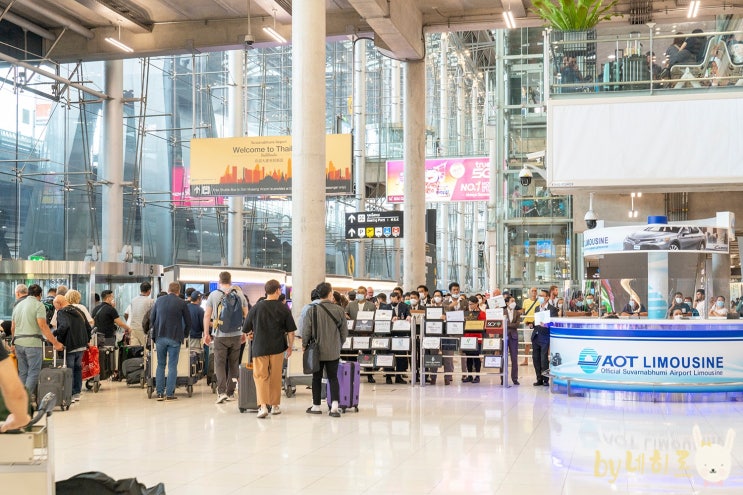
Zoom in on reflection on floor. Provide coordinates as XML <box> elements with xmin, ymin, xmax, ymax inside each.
<box><xmin>52</xmin><ymin>374</ymin><xmax>743</xmax><ymax>494</ymax></box>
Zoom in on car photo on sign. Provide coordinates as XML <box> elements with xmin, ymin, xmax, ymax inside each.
<box><xmin>623</xmin><ymin>225</ymin><xmax>706</xmax><ymax>251</ymax></box>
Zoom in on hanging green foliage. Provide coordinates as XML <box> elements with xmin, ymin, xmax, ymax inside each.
<box><xmin>530</xmin><ymin>0</ymin><xmax>622</xmax><ymax>31</ymax></box>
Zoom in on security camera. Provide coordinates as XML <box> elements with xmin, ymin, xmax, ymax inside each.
<box><xmin>526</xmin><ymin>150</ymin><xmax>546</xmax><ymax>161</ymax></box>
<box><xmin>519</xmin><ymin>166</ymin><xmax>532</xmax><ymax>187</ymax></box>
<box><xmin>244</xmin><ymin>34</ymin><xmax>255</xmax><ymax>46</ymax></box>
<box><xmin>584</xmin><ymin>209</ymin><xmax>598</xmax><ymax>229</ymax></box>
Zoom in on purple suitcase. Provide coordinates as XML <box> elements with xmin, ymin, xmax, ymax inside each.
<box><xmin>327</xmin><ymin>361</ymin><xmax>360</xmax><ymax>413</ymax></box>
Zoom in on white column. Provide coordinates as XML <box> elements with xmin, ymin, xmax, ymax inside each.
<box><xmin>291</xmin><ymin>0</ymin><xmax>326</xmax><ymax>318</ymax></box>
<box><xmin>438</xmin><ymin>36</ymin><xmax>449</xmax><ymax>284</ymax></box>
<box><xmin>102</xmin><ymin>60</ymin><xmax>123</xmax><ymax>262</ymax></box>
<box><xmin>353</xmin><ymin>40</ymin><xmax>367</xmax><ymax>278</ymax></box>
<box><xmin>457</xmin><ymin>76</ymin><xmax>466</xmax><ymax>155</ymax></box>
<box><xmin>403</xmin><ymin>60</ymin><xmax>426</xmax><ymax>290</ymax></box>
<box><xmin>227</xmin><ymin>50</ymin><xmax>244</xmax><ymax>266</ymax></box>
<box><xmin>439</xmin><ymin>34</ymin><xmax>449</xmax><ymax>155</ymax></box>
<box><xmin>390</xmin><ymin>61</ymin><xmax>401</xmax><ymax>125</ymax></box>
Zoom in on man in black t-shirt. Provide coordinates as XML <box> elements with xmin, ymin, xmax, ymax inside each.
<box><xmin>243</xmin><ymin>279</ymin><xmax>296</xmax><ymax>419</ymax></box>
<box><xmin>92</xmin><ymin>290</ymin><xmax>131</xmax><ymax>346</ymax></box>
<box><xmin>0</xmin><ymin>342</ymin><xmax>31</xmax><ymax>431</ymax></box>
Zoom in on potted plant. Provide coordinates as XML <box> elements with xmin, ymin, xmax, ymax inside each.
<box><xmin>530</xmin><ymin>0</ymin><xmax>621</xmax><ymax>31</ymax></box>
<box><xmin>531</xmin><ymin>0</ymin><xmax>622</xmax><ymax>70</ymax></box>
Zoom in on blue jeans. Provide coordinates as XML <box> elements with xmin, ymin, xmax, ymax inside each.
<box><xmin>156</xmin><ymin>337</ymin><xmax>180</xmax><ymax>397</ymax></box>
<box><xmin>16</xmin><ymin>345</ymin><xmax>43</xmax><ymax>394</ymax></box>
<box><xmin>66</xmin><ymin>351</ymin><xmax>83</xmax><ymax>395</ymax></box>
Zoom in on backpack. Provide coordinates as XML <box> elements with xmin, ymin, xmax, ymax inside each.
<box><xmin>214</xmin><ymin>289</ymin><xmax>244</xmax><ymax>334</ymax></box>
<box><xmin>43</xmin><ymin>297</ymin><xmax>55</xmax><ymax>326</ymax></box>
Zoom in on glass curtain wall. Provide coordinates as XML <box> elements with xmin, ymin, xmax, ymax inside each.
<box><xmin>1</xmin><ymin>28</ymin><xmax>576</xmax><ymax>290</ymax></box>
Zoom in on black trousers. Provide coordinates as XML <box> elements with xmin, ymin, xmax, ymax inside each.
<box><xmin>532</xmin><ymin>339</ymin><xmax>549</xmax><ymax>383</ymax></box>
<box><xmin>507</xmin><ymin>331</ymin><xmax>519</xmax><ymax>382</ymax></box>
<box><xmin>464</xmin><ymin>350</ymin><xmax>481</xmax><ymax>373</ymax></box>
<box><xmin>312</xmin><ymin>359</ymin><xmax>339</xmax><ymax>406</ymax></box>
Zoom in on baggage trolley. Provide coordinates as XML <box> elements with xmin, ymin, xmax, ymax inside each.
<box><xmin>146</xmin><ymin>336</ymin><xmax>200</xmax><ymax>398</ymax></box>
<box><xmin>0</xmin><ymin>392</ymin><xmax>58</xmax><ymax>494</ymax></box>
<box><xmin>83</xmin><ymin>333</ymin><xmax>101</xmax><ymax>393</ymax></box>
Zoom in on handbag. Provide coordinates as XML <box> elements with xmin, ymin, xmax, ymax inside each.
<box><xmin>302</xmin><ymin>306</ymin><xmax>321</xmax><ymax>375</ymax></box>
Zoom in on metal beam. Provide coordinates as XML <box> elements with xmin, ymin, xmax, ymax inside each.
<box><xmin>11</xmin><ymin>0</ymin><xmax>95</xmax><ymax>39</ymax></box>
<box><xmin>72</xmin><ymin>0</ymin><xmax>153</xmax><ymax>34</ymax></box>
<box><xmin>0</xmin><ymin>8</ymin><xmax>56</xmax><ymax>40</ymax></box>
<box><xmin>0</xmin><ymin>50</ymin><xmax>108</xmax><ymax>99</ymax></box>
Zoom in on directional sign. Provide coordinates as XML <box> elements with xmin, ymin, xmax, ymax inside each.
<box><xmin>345</xmin><ymin>211</ymin><xmax>404</xmax><ymax>240</ymax></box>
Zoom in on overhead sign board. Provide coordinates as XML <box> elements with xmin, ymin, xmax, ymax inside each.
<box><xmin>386</xmin><ymin>157</ymin><xmax>490</xmax><ymax>203</ymax></box>
<box><xmin>345</xmin><ymin>211</ymin><xmax>403</xmax><ymax>240</ymax></box>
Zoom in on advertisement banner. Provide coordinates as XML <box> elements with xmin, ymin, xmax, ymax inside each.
<box><xmin>583</xmin><ymin>224</ymin><xmax>729</xmax><ymax>256</ymax></box>
<box><xmin>386</xmin><ymin>157</ymin><xmax>490</xmax><ymax>203</ymax></box>
<box><xmin>189</xmin><ymin>134</ymin><xmax>352</xmax><ymax>196</ymax></box>
<box><xmin>549</xmin><ymin>321</ymin><xmax>743</xmax><ymax>393</ymax></box>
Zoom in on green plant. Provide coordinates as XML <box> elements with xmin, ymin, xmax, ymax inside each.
<box><xmin>531</xmin><ymin>0</ymin><xmax>621</xmax><ymax>30</ymax></box>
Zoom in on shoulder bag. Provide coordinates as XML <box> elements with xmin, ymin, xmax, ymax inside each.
<box><xmin>302</xmin><ymin>306</ymin><xmax>321</xmax><ymax>375</ymax></box>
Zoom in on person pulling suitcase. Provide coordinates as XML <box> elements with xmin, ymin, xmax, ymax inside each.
<box><xmin>301</xmin><ymin>282</ymin><xmax>348</xmax><ymax>418</ymax></box>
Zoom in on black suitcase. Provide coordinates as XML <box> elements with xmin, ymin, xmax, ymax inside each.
<box><xmin>122</xmin><ymin>357</ymin><xmax>145</xmax><ymax>386</ymax></box>
<box><xmin>238</xmin><ymin>364</ymin><xmax>259</xmax><ymax>413</ymax></box>
<box><xmin>99</xmin><ymin>345</ymin><xmax>117</xmax><ymax>380</ymax></box>
<box><xmin>118</xmin><ymin>345</ymin><xmax>144</xmax><ymax>377</ymax></box>
<box><xmin>38</xmin><ymin>348</ymin><xmax>73</xmax><ymax>411</ymax></box>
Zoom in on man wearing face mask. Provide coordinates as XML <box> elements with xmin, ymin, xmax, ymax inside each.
<box><xmin>385</xmin><ymin>292</ymin><xmax>411</xmax><ymax>384</ymax></box>
<box><xmin>531</xmin><ymin>289</ymin><xmax>555</xmax><ymax>387</ymax></box>
<box><xmin>667</xmin><ymin>292</ymin><xmax>691</xmax><ymax>319</ymax></box>
<box><xmin>521</xmin><ymin>287</ymin><xmax>540</xmax><ymax>366</ymax></box>
<box><xmin>584</xmin><ymin>294</ymin><xmax>598</xmax><ymax>315</ymax></box>
<box><xmin>416</xmin><ymin>285</ymin><xmax>431</xmax><ymax>307</ymax></box>
<box><xmin>445</xmin><ymin>282</ymin><xmax>466</xmax><ymax>312</ymax></box>
<box><xmin>407</xmin><ymin>291</ymin><xmax>425</xmax><ymax>383</ymax></box>
<box><xmin>346</xmin><ymin>286</ymin><xmax>377</xmax><ymax>383</ymax></box>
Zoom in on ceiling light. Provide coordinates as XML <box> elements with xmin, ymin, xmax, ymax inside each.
<box><xmin>105</xmin><ymin>25</ymin><xmax>133</xmax><ymax>53</ymax></box>
<box><xmin>503</xmin><ymin>10</ymin><xmax>516</xmax><ymax>30</ymax></box>
<box><xmin>687</xmin><ymin>0</ymin><xmax>700</xmax><ymax>18</ymax></box>
<box><xmin>105</xmin><ymin>37</ymin><xmax>134</xmax><ymax>53</ymax></box>
<box><xmin>264</xmin><ymin>9</ymin><xmax>287</xmax><ymax>44</ymax></box>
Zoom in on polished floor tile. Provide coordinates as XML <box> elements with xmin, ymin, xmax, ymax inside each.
<box><xmin>46</xmin><ymin>374</ymin><xmax>743</xmax><ymax>494</ymax></box>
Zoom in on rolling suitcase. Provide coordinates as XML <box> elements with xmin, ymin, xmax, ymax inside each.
<box><xmin>37</xmin><ymin>348</ymin><xmax>73</xmax><ymax>411</ymax></box>
<box><xmin>238</xmin><ymin>364</ymin><xmax>259</xmax><ymax>413</ymax></box>
<box><xmin>327</xmin><ymin>361</ymin><xmax>360</xmax><ymax>413</ymax></box>
<box><xmin>238</xmin><ymin>343</ymin><xmax>258</xmax><ymax>413</ymax></box>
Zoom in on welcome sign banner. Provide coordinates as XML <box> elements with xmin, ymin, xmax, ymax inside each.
<box><xmin>190</xmin><ymin>134</ymin><xmax>352</xmax><ymax>196</ymax></box>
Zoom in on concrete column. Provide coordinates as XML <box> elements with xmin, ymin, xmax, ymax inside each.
<box><xmin>291</xmin><ymin>0</ymin><xmax>326</xmax><ymax>318</ymax></box>
<box><xmin>353</xmin><ymin>40</ymin><xmax>367</xmax><ymax>278</ymax></box>
<box><xmin>439</xmin><ymin>34</ymin><xmax>449</xmax><ymax>155</ymax></box>
<box><xmin>403</xmin><ymin>60</ymin><xmax>426</xmax><ymax>290</ymax></box>
<box><xmin>227</xmin><ymin>50</ymin><xmax>244</xmax><ymax>266</ymax></box>
<box><xmin>390</xmin><ymin>61</ymin><xmax>401</xmax><ymax>125</ymax></box>
<box><xmin>102</xmin><ymin>60</ymin><xmax>124</xmax><ymax>262</ymax></box>
<box><xmin>485</xmin><ymin>83</ymin><xmax>498</xmax><ymax>292</ymax></box>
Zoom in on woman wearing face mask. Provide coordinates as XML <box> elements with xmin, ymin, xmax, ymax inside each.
<box><xmin>709</xmin><ymin>296</ymin><xmax>729</xmax><ymax>318</ymax></box>
<box><xmin>346</xmin><ymin>286</ymin><xmax>378</xmax><ymax>383</ymax></box>
<box><xmin>504</xmin><ymin>296</ymin><xmax>521</xmax><ymax>385</ymax></box>
<box><xmin>426</xmin><ymin>290</ymin><xmax>451</xmax><ymax>385</ymax></box>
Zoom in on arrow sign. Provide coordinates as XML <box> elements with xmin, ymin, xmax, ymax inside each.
<box><xmin>348</xmin><ymin>229</ymin><xmax>356</xmax><ymax>237</ymax></box>
<box><xmin>348</xmin><ymin>214</ymin><xmax>356</xmax><ymax>223</ymax></box>
<box><xmin>345</xmin><ymin>211</ymin><xmax>404</xmax><ymax>240</ymax></box>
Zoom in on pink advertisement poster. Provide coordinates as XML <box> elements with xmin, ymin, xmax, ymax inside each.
<box><xmin>386</xmin><ymin>157</ymin><xmax>490</xmax><ymax>203</ymax></box>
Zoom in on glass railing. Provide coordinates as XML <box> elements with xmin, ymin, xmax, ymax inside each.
<box><xmin>548</xmin><ymin>26</ymin><xmax>743</xmax><ymax>96</ymax></box>
<box><xmin>506</xmin><ymin>194</ymin><xmax>571</xmax><ymax>220</ymax></box>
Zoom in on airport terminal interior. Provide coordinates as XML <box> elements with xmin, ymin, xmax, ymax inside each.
<box><xmin>1</xmin><ymin>1</ymin><xmax>743</xmax><ymax>494</ymax></box>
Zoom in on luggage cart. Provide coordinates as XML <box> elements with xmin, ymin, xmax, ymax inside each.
<box><xmin>0</xmin><ymin>392</ymin><xmax>57</xmax><ymax>494</ymax></box>
<box><xmin>146</xmin><ymin>336</ymin><xmax>199</xmax><ymax>398</ymax></box>
<box><xmin>83</xmin><ymin>333</ymin><xmax>101</xmax><ymax>393</ymax></box>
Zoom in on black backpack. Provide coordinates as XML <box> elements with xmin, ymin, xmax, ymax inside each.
<box><xmin>214</xmin><ymin>289</ymin><xmax>244</xmax><ymax>334</ymax></box>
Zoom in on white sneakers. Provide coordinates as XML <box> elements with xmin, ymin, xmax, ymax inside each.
<box><xmin>270</xmin><ymin>405</ymin><xmax>281</xmax><ymax>415</ymax></box>
<box><xmin>256</xmin><ymin>406</ymin><xmax>269</xmax><ymax>418</ymax></box>
<box><xmin>215</xmin><ymin>393</ymin><xmax>228</xmax><ymax>404</ymax></box>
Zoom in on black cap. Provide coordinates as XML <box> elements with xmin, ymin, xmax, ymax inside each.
<box><xmin>190</xmin><ymin>291</ymin><xmax>202</xmax><ymax>301</ymax></box>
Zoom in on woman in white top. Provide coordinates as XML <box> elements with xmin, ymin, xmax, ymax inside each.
<box><xmin>709</xmin><ymin>296</ymin><xmax>729</xmax><ymax>317</ymax></box>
